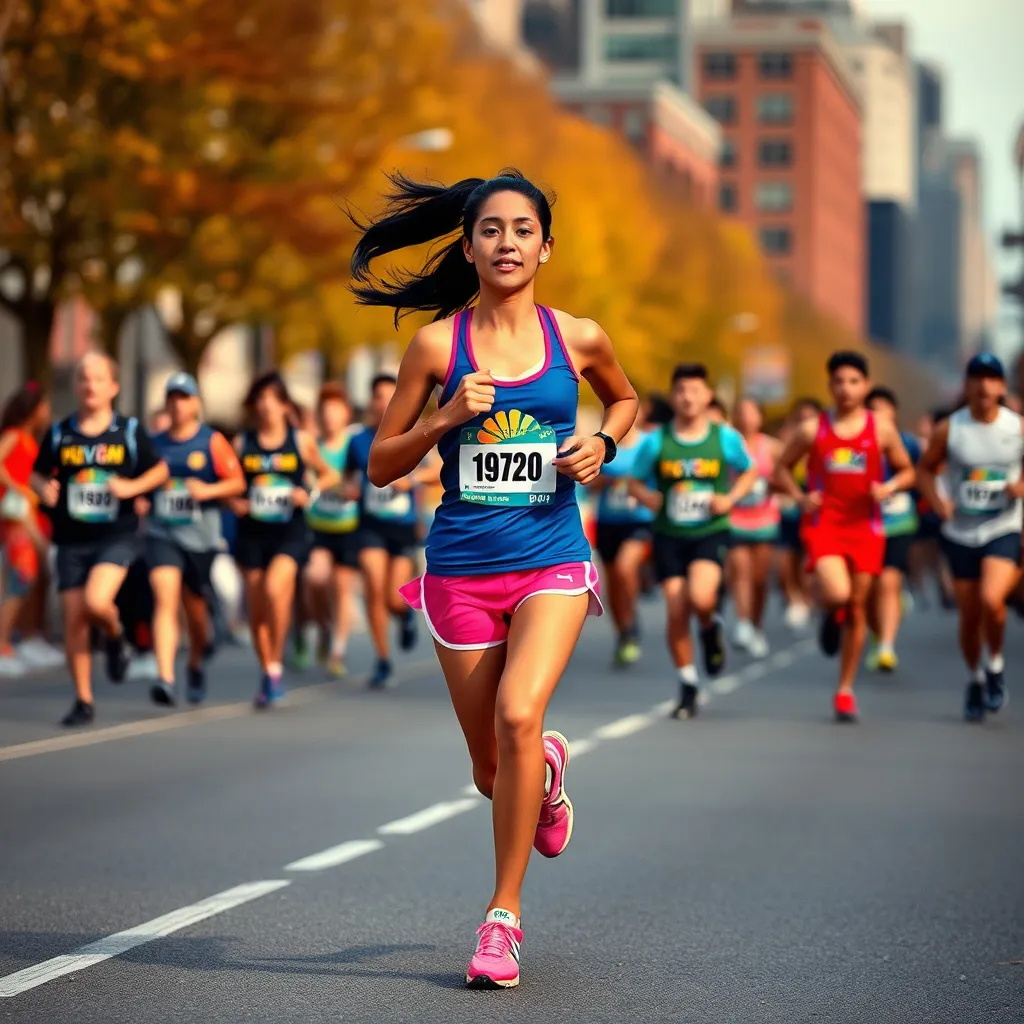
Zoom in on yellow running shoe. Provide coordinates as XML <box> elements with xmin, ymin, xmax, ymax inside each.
<box><xmin>877</xmin><ymin>648</ymin><xmax>898</xmax><ymax>673</ymax></box>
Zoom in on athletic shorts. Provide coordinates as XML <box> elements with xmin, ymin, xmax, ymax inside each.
<box><xmin>917</xmin><ymin>515</ymin><xmax>942</xmax><ymax>542</ymax></box>
<box><xmin>400</xmin><ymin>561</ymin><xmax>602</xmax><ymax>650</ymax></box>
<box><xmin>145</xmin><ymin>536</ymin><xmax>215</xmax><ymax>596</ymax></box>
<box><xmin>731</xmin><ymin>524</ymin><xmax>780</xmax><ymax>547</ymax></box>
<box><xmin>595</xmin><ymin>521</ymin><xmax>652</xmax><ymax>564</ymax></box>
<box><xmin>777</xmin><ymin>515</ymin><xmax>802</xmax><ymax>553</ymax></box>
<box><xmin>802</xmin><ymin>524</ymin><xmax>884</xmax><ymax>577</ymax></box>
<box><xmin>311</xmin><ymin>530</ymin><xmax>360</xmax><ymax>569</ymax></box>
<box><xmin>883</xmin><ymin>534</ymin><xmax>914</xmax><ymax>574</ymax></box>
<box><xmin>652</xmin><ymin>531</ymin><xmax>729</xmax><ymax>583</ymax></box>
<box><xmin>234</xmin><ymin>527</ymin><xmax>310</xmax><ymax>571</ymax></box>
<box><xmin>940</xmin><ymin>532</ymin><xmax>1023</xmax><ymax>582</ymax></box>
<box><xmin>357</xmin><ymin>518</ymin><xmax>419</xmax><ymax>561</ymax></box>
<box><xmin>1</xmin><ymin>520</ymin><xmax>44</xmax><ymax>595</ymax></box>
<box><xmin>55</xmin><ymin>535</ymin><xmax>142</xmax><ymax>593</ymax></box>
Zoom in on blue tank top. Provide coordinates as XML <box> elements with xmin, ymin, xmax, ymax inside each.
<box><xmin>346</xmin><ymin>427</ymin><xmax>419</xmax><ymax>528</ymax></box>
<box><xmin>426</xmin><ymin>306</ymin><xmax>591</xmax><ymax>575</ymax></box>
<box><xmin>148</xmin><ymin>424</ymin><xmax>223</xmax><ymax>550</ymax></box>
<box><xmin>596</xmin><ymin>438</ymin><xmax>656</xmax><ymax>526</ymax></box>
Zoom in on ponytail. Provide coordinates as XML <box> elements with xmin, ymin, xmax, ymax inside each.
<box><xmin>350</xmin><ymin>168</ymin><xmax>554</xmax><ymax>325</ymax></box>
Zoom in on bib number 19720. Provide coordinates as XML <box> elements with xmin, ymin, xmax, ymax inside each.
<box><xmin>459</xmin><ymin>433</ymin><xmax>557</xmax><ymax>507</ymax></box>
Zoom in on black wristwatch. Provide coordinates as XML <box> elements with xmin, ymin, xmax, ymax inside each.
<box><xmin>595</xmin><ymin>432</ymin><xmax>617</xmax><ymax>464</ymax></box>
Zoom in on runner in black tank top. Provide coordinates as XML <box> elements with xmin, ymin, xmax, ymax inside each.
<box><xmin>233</xmin><ymin>372</ymin><xmax>339</xmax><ymax>707</ymax></box>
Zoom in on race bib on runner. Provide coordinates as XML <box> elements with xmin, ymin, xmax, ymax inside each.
<box><xmin>67</xmin><ymin>470</ymin><xmax>119</xmax><ymax>523</ymax></box>
<box><xmin>881</xmin><ymin>491</ymin><xmax>913</xmax><ymax>518</ymax></box>
<box><xmin>154</xmin><ymin>480</ymin><xmax>200</xmax><ymax>526</ymax></box>
<box><xmin>249</xmin><ymin>474</ymin><xmax>294</xmax><ymax>523</ymax></box>
<box><xmin>458</xmin><ymin>417</ymin><xmax>558</xmax><ymax>507</ymax></box>
<box><xmin>364</xmin><ymin>483</ymin><xmax>412</xmax><ymax>519</ymax></box>
<box><xmin>667</xmin><ymin>482</ymin><xmax>714</xmax><ymax>526</ymax></box>
<box><xmin>957</xmin><ymin>469</ymin><xmax>1008</xmax><ymax>516</ymax></box>
<box><xmin>605</xmin><ymin>479</ymin><xmax>637</xmax><ymax>514</ymax></box>
<box><xmin>308</xmin><ymin>489</ymin><xmax>358</xmax><ymax>531</ymax></box>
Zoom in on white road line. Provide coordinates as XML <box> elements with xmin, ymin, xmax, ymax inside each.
<box><xmin>709</xmin><ymin>674</ymin><xmax>741</xmax><ymax>695</ymax></box>
<box><xmin>378</xmin><ymin>798</ymin><xmax>481</xmax><ymax>836</ymax></box>
<box><xmin>285</xmin><ymin>839</ymin><xmax>384</xmax><ymax>872</ymax></box>
<box><xmin>770</xmin><ymin>649</ymin><xmax>799</xmax><ymax>668</ymax></box>
<box><xmin>593</xmin><ymin>713</ymin><xmax>654</xmax><ymax>740</ymax></box>
<box><xmin>460</xmin><ymin>783</ymin><xmax>481</xmax><ymax>797</ymax></box>
<box><xmin>0</xmin><ymin>880</ymin><xmax>290</xmax><ymax>998</ymax></box>
<box><xmin>568</xmin><ymin>736</ymin><xmax>599</xmax><ymax>757</ymax></box>
<box><xmin>650</xmin><ymin>699</ymin><xmax>676</xmax><ymax>717</ymax></box>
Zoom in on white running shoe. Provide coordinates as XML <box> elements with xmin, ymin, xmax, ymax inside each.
<box><xmin>0</xmin><ymin>653</ymin><xmax>26</xmax><ymax>677</ymax></box>
<box><xmin>784</xmin><ymin>603</ymin><xmax>811</xmax><ymax>631</ymax></box>
<box><xmin>747</xmin><ymin>630</ymin><xmax>770</xmax><ymax>659</ymax></box>
<box><xmin>127</xmin><ymin>652</ymin><xmax>159</xmax><ymax>680</ymax></box>
<box><xmin>732</xmin><ymin>619</ymin><xmax>755</xmax><ymax>651</ymax></box>
<box><xmin>17</xmin><ymin>638</ymin><xmax>65</xmax><ymax>669</ymax></box>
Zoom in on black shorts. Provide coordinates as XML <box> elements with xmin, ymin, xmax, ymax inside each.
<box><xmin>917</xmin><ymin>514</ymin><xmax>942</xmax><ymax>541</ymax></box>
<box><xmin>357</xmin><ymin>518</ymin><xmax>419</xmax><ymax>561</ymax></box>
<box><xmin>595</xmin><ymin>521</ymin><xmax>652</xmax><ymax>564</ymax></box>
<box><xmin>883</xmin><ymin>534</ymin><xmax>914</xmax><ymax>573</ymax></box>
<box><xmin>311</xmin><ymin>530</ymin><xmax>360</xmax><ymax>569</ymax></box>
<box><xmin>145</xmin><ymin>536</ymin><xmax>215</xmax><ymax>596</ymax></box>
<box><xmin>940</xmin><ymin>532</ymin><xmax>1023</xmax><ymax>582</ymax></box>
<box><xmin>235</xmin><ymin>525</ymin><xmax>310</xmax><ymax>571</ymax></box>
<box><xmin>777</xmin><ymin>515</ymin><xmax>802</xmax><ymax>553</ymax></box>
<box><xmin>55</xmin><ymin>536</ymin><xmax>142</xmax><ymax>593</ymax></box>
<box><xmin>652</xmin><ymin>531</ymin><xmax>728</xmax><ymax>583</ymax></box>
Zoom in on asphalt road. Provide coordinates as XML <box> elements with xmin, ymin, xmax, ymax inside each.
<box><xmin>1</xmin><ymin>597</ymin><xmax>1022</xmax><ymax>1023</ymax></box>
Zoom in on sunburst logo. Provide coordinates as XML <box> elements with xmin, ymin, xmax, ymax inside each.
<box><xmin>476</xmin><ymin>410</ymin><xmax>543</xmax><ymax>445</ymax></box>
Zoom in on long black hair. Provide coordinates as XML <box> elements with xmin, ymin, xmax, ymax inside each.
<box><xmin>350</xmin><ymin>168</ymin><xmax>555</xmax><ymax>325</ymax></box>
<box><xmin>0</xmin><ymin>382</ymin><xmax>45</xmax><ymax>433</ymax></box>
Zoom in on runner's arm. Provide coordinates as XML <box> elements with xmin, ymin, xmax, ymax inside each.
<box><xmin>771</xmin><ymin>420</ymin><xmax>816</xmax><ymax>502</ymax></box>
<box><xmin>719</xmin><ymin>426</ymin><xmax>757</xmax><ymax>510</ymax></box>
<box><xmin>0</xmin><ymin>430</ymin><xmax>31</xmax><ymax>498</ymax></box>
<box><xmin>915</xmin><ymin>419</ymin><xmax>952</xmax><ymax>519</ymax></box>
<box><xmin>299</xmin><ymin>430</ymin><xmax>340</xmax><ymax>494</ymax></box>
<box><xmin>625</xmin><ymin>430</ymin><xmax>663</xmax><ymax>512</ymax></box>
<box><xmin>874</xmin><ymin>421</ymin><xmax>915</xmax><ymax>499</ymax></box>
<box><xmin>1008</xmin><ymin>414</ymin><xmax>1024</xmax><ymax>499</ymax></box>
<box><xmin>108</xmin><ymin>428</ymin><xmax>169</xmax><ymax>500</ymax></box>
<box><xmin>189</xmin><ymin>431</ymin><xmax>246</xmax><ymax>502</ymax></box>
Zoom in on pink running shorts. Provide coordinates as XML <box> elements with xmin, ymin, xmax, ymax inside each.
<box><xmin>399</xmin><ymin>561</ymin><xmax>603</xmax><ymax>651</ymax></box>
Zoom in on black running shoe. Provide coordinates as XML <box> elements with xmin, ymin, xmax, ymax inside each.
<box><xmin>671</xmin><ymin>682</ymin><xmax>700</xmax><ymax>720</ymax></box>
<box><xmin>187</xmin><ymin>665</ymin><xmax>207</xmax><ymax>705</ymax></box>
<box><xmin>819</xmin><ymin>612</ymin><xmax>842</xmax><ymax>658</ymax></box>
<box><xmin>150</xmin><ymin>680</ymin><xmax>176</xmax><ymax>706</ymax></box>
<box><xmin>368</xmin><ymin>658</ymin><xmax>393</xmax><ymax>690</ymax></box>
<box><xmin>964</xmin><ymin>682</ymin><xmax>985</xmax><ymax>723</ymax></box>
<box><xmin>699</xmin><ymin>619</ymin><xmax>725</xmax><ymax>677</ymax></box>
<box><xmin>105</xmin><ymin>631</ymin><xmax>131</xmax><ymax>683</ymax></box>
<box><xmin>984</xmin><ymin>668</ymin><xmax>1006</xmax><ymax>713</ymax></box>
<box><xmin>398</xmin><ymin>610</ymin><xmax>418</xmax><ymax>652</ymax></box>
<box><xmin>61</xmin><ymin>699</ymin><xmax>95</xmax><ymax>728</ymax></box>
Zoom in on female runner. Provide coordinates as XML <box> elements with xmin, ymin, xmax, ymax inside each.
<box><xmin>351</xmin><ymin>169</ymin><xmax>637</xmax><ymax>988</ymax></box>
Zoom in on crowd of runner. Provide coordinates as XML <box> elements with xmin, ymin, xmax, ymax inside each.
<box><xmin>0</xmin><ymin>170</ymin><xmax>1022</xmax><ymax>990</ymax></box>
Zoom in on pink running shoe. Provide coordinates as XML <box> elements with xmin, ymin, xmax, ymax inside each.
<box><xmin>534</xmin><ymin>729</ymin><xmax>574</xmax><ymax>858</ymax></box>
<box><xmin>465</xmin><ymin>908</ymin><xmax>522</xmax><ymax>989</ymax></box>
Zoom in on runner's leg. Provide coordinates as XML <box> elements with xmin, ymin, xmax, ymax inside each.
<box><xmin>61</xmin><ymin>588</ymin><xmax>93</xmax><ymax>705</ymax></box>
<box><xmin>242</xmin><ymin>568</ymin><xmax>271</xmax><ymax>671</ymax></box>
<box><xmin>750</xmin><ymin>542</ymin><xmax>773</xmax><ymax>630</ymax></box>
<box><xmin>264</xmin><ymin>554</ymin><xmax>299</xmax><ymax>669</ymax></box>
<box><xmin>838</xmin><ymin>571</ymin><xmax>873</xmax><ymax>694</ymax></box>
<box><xmin>979</xmin><ymin>556</ymin><xmax>1020</xmax><ymax>664</ymax></box>
<box><xmin>358</xmin><ymin>546</ymin><xmax>390</xmax><ymax>661</ymax></box>
<box><xmin>876</xmin><ymin>567</ymin><xmax>903</xmax><ymax>652</ymax></box>
<box><xmin>150</xmin><ymin>566</ymin><xmax>183</xmax><ymax>687</ymax></box>
<box><xmin>729</xmin><ymin>543</ymin><xmax>754</xmax><ymax>644</ymax></box>
<box><xmin>83</xmin><ymin>562</ymin><xmax>129</xmax><ymax>639</ymax></box>
<box><xmin>952</xmin><ymin>579</ymin><xmax>982</xmax><ymax>675</ymax></box>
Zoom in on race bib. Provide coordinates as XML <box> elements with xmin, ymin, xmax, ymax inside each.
<box><xmin>249</xmin><ymin>474</ymin><xmax>294</xmax><ymax>523</ymax></box>
<box><xmin>308</xmin><ymin>489</ymin><xmax>358</xmax><ymax>531</ymax></box>
<box><xmin>668</xmin><ymin>483</ymin><xmax>714</xmax><ymax>526</ymax></box>
<box><xmin>458</xmin><ymin>418</ymin><xmax>558</xmax><ymax>507</ymax></box>
<box><xmin>67</xmin><ymin>470</ymin><xmax>119</xmax><ymax>523</ymax></box>
<box><xmin>957</xmin><ymin>470</ymin><xmax>1008</xmax><ymax>516</ymax></box>
<box><xmin>736</xmin><ymin>476</ymin><xmax>769</xmax><ymax>509</ymax></box>
<box><xmin>155</xmin><ymin>480</ymin><xmax>199</xmax><ymax>527</ymax></box>
<box><xmin>881</xmin><ymin>491</ymin><xmax>913</xmax><ymax>518</ymax></box>
<box><xmin>364</xmin><ymin>483</ymin><xmax>412</xmax><ymax>519</ymax></box>
<box><xmin>605</xmin><ymin>479</ymin><xmax>637</xmax><ymax>513</ymax></box>
<box><xmin>0</xmin><ymin>489</ymin><xmax>30</xmax><ymax>521</ymax></box>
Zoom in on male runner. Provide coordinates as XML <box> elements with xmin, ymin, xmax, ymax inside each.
<box><xmin>774</xmin><ymin>352</ymin><xmax>914</xmax><ymax>722</ymax></box>
<box><xmin>30</xmin><ymin>353</ymin><xmax>169</xmax><ymax>726</ymax></box>
<box><xmin>916</xmin><ymin>354</ymin><xmax>1024</xmax><ymax>721</ymax></box>
<box><xmin>629</xmin><ymin>363</ymin><xmax>756</xmax><ymax>719</ymax></box>
<box><xmin>865</xmin><ymin>386</ymin><xmax>921</xmax><ymax>672</ymax></box>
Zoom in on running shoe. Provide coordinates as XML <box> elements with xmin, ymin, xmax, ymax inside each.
<box><xmin>613</xmin><ymin>637</ymin><xmax>641</xmax><ymax>668</ymax></box>
<box><xmin>327</xmin><ymin>653</ymin><xmax>347</xmax><ymax>679</ymax></box>
<box><xmin>187</xmin><ymin>664</ymin><xmax>207</xmax><ymax>705</ymax></box>
<box><xmin>398</xmin><ymin>610</ymin><xmax>418</xmax><ymax>652</ymax></box>
<box><xmin>150</xmin><ymin>680</ymin><xmax>176</xmax><ymax>706</ymax></box>
<box><xmin>819</xmin><ymin>611</ymin><xmax>843</xmax><ymax>658</ymax></box>
<box><xmin>732</xmin><ymin>619</ymin><xmax>754</xmax><ymax>651</ymax></box>
<box><xmin>534</xmin><ymin>730</ymin><xmax>573</xmax><ymax>858</ymax></box>
<box><xmin>465</xmin><ymin>909</ymin><xmax>522</xmax><ymax>989</ymax></box>
<box><xmin>17</xmin><ymin>638</ymin><xmax>65</xmax><ymax>668</ymax></box>
<box><xmin>671</xmin><ymin>681</ymin><xmax>700</xmax><ymax>720</ymax></box>
<box><xmin>253</xmin><ymin>673</ymin><xmax>271</xmax><ymax>709</ymax></box>
<box><xmin>984</xmin><ymin>667</ymin><xmax>1006</xmax><ymax>713</ymax></box>
<box><xmin>61</xmin><ymin>698</ymin><xmax>95</xmax><ymax>728</ymax></box>
<box><xmin>368</xmin><ymin>658</ymin><xmax>393</xmax><ymax>690</ymax></box>
<box><xmin>784</xmin><ymin>602</ymin><xmax>811</xmax><ymax>631</ymax></box>
<box><xmin>316</xmin><ymin>628</ymin><xmax>331</xmax><ymax>667</ymax></box>
<box><xmin>105</xmin><ymin>631</ymin><xmax>131</xmax><ymax>684</ymax></box>
<box><xmin>865</xmin><ymin>637</ymin><xmax>881</xmax><ymax>672</ymax></box>
<box><xmin>0</xmin><ymin>652</ymin><xmax>25</xmax><ymax>677</ymax></box>
<box><xmin>290</xmin><ymin>635</ymin><xmax>313</xmax><ymax>671</ymax></box>
<box><xmin>266</xmin><ymin>673</ymin><xmax>285</xmax><ymax>706</ymax></box>
<box><xmin>699</xmin><ymin>619</ymin><xmax>725</xmax><ymax>677</ymax></box>
<box><xmin>747</xmin><ymin>630</ymin><xmax>770</xmax><ymax>659</ymax></box>
<box><xmin>877</xmin><ymin>648</ymin><xmax>898</xmax><ymax>673</ymax></box>
<box><xmin>834</xmin><ymin>690</ymin><xmax>858</xmax><ymax>723</ymax></box>
<box><xmin>964</xmin><ymin>681</ymin><xmax>985</xmax><ymax>723</ymax></box>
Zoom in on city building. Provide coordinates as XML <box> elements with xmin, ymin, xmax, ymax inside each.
<box><xmin>694</xmin><ymin>15</ymin><xmax>864</xmax><ymax>333</ymax></box>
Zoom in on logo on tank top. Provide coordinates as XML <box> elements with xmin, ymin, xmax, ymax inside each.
<box><xmin>459</xmin><ymin>409</ymin><xmax>558</xmax><ymax>506</ymax></box>
<box><xmin>825</xmin><ymin>448</ymin><xmax>867</xmax><ymax>474</ymax></box>
<box><xmin>187</xmin><ymin>450</ymin><xmax>207</xmax><ymax>471</ymax></box>
<box><xmin>243</xmin><ymin>452</ymin><xmax>298</xmax><ymax>474</ymax></box>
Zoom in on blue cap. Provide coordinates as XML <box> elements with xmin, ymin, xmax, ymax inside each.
<box><xmin>965</xmin><ymin>353</ymin><xmax>1005</xmax><ymax>380</ymax></box>
<box><xmin>165</xmin><ymin>372</ymin><xmax>199</xmax><ymax>398</ymax></box>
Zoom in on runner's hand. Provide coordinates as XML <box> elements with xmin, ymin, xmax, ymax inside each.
<box><xmin>343</xmin><ymin>481</ymin><xmax>361</xmax><ymax>501</ymax></box>
<box><xmin>553</xmin><ymin>435</ymin><xmax>604</xmax><ymax>486</ymax></box>
<box><xmin>107</xmin><ymin>476</ymin><xmax>135</xmax><ymax>500</ymax></box>
<box><xmin>291</xmin><ymin>487</ymin><xmax>310</xmax><ymax>509</ymax></box>
<box><xmin>392</xmin><ymin>476</ymin><xmax>414</xmax><ymax>493</ymax></box>
<box><xmin>1007</xmin><ymin>479</ymin><xmax>1024</xmax><ymax>500</ymax></box>
<box><xmin>933</xmin><ymin>497</ymin><xmax>955</xmax><ymax>521</ymax></box>
<box><xmin>710</xmin><ymin>493</ymin><xmax>733</xmax><ymax>516</ymax></box>
<box><xmin>186</xmin><ymin>478</ymin><xmax>213</xmax><ymax>502</ymax></box>
<box><xmin>39</xmin><ymin>479</ymin><xmax>60</xmax><ymax>508</ymax></box>
<box><xmin>228</xmin><ymin>497</ymin><xmax>250</xmax><ymax>517</ymax></box>
<box><xmin>443</xmin><ymin>371</ymin><xmax>496</xmax><ymax>427</ymax></box>
<box><xmin>871</xmin><ymin>481</ymin><xmax>895</xmax><ymax>502</ymax></box>
<box><xmin>134</xmin><ymin>497</ymin><xmax>151</xmax><ymax>517</ymax></box>
<box><xmin>799</xmin><ymin>492</ymin><xmax>823</xmax><ymax>516</ymax></box>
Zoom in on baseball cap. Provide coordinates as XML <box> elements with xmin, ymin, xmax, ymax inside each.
<box><xmin>165</xmin><ymin>372</ymin><xmax>199</xmax><ymax>398</ymax></box>
<box><xmin>965</xmin><ymin>353</ymin><xmax>1005</xmax><ymax>380</ymax></box>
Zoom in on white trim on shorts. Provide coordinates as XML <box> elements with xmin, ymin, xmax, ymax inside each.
<box><xmin>418</xmin><ymin>574</ymin><xmax>507</xmax><ymax>652</ymax></box>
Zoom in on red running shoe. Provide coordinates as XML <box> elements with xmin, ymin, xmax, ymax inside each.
<box><xmin>834</xmin><ymin>690</ymin><xmax>858</xmax><ymax>723</ymax></box>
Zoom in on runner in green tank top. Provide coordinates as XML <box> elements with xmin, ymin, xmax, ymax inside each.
<box><xmin>629</xmin><ymin>363</ymin><xmax>757</xmax><ymax>719</ymax></box>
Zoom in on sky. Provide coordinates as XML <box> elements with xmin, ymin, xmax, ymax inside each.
<box><xmin>864</xmin><ymin>0</ymin><xmax>1024</xmax><ymax>359</ymax></box>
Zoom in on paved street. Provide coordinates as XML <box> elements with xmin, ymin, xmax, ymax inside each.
<box><xmin>1</xmin><ymin>599</ymin><xmax>1022</xmax><ymax>1023</ymax></box>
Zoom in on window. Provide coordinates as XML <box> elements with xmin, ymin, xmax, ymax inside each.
<box><xmin>754</xmin><ymin>180</ymin><xmax>793</xmax><ymax>212</ymax></box>
<box><xmin>605</xmin><ymin>33</ymin><xmax>677</xmax><ymax>61</ymax></box>
<box><xmin>758</xmin><ymin>52</ymin><xmax>792</xmax><ymax>78</ymax></box>
<box><xmin>704</xmin><ymin>94</ymin><xmax>736</xmax><ymax>125</ymax></box>
<box><xmin>719</xmin><ymin>137</ymin><xmax>737</xmax><ymax>169</ymax></box>
<box><xmin>756</xmin><ymin>93</ymin><xmax>793</xmax><ymax>124</ymax></box>
<box><xmin>718</xmin><ymin>183</ymin><xmax>738</xmax><ymax>213</ymax></box>
<box><xmin>606</xmin><ymin>0</ymin><xmax>677</xmax><ymax>15</ymax></box>
<box><xmin>758</xmin><ymin>138</ymin><xmax>792</xmax><ymax>167</ymax></box>
<box><xmin>703</xmin><ymin>52</ymin><xmax>736</xmax><ymax>79</ymax></box>
<box><xmin>759</xmin><ymin>226</ymin><xmax>792</xmax><ymax>255</ymax></box>
<box><xmin>623</xmin><ymin>109</ymin><xmax>646</xmax><ymax>142</ymax></box>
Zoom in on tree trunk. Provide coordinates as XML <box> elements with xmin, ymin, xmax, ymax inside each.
<box><xmin>22</xmin><ymin>300</ymin><xmax>57</xmax><ymax>387</ymax></box>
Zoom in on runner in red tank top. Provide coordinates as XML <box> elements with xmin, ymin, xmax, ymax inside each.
<box><xmin>774</xmin><ymin>352</ymin><xmax>914</xmax><ymax>722</ymax></box>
